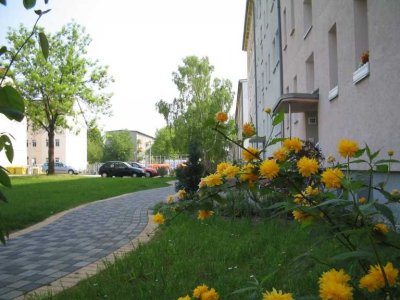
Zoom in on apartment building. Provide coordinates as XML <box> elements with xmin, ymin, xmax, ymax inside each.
<box><xmin>233</xmin><ymin>79</ymin><xmax>249</xmax><ymax>161</ymax></box>
<box><xmin>27</xmin><ymin>127</ymin><xmax>87</xmax><ymax>171</ymax></box>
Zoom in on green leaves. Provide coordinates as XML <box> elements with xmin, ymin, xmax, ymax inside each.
<box><xmin>0</xmin><ymin>166</ymin><xmax>11</xmax><ymax>188</ymax></box>
<box><xmin>0</xmin><ymin>0</ymin><xmax>6</xmax><ymax>5</ymax></box>
<box><xmin>0</xmin><ymin>86</ymin><xmax>25</xmax><ymax>121</ymax></box>
<box><xmin>23</xmin><ymin>0</ymin><xmax>36</xmax><ymax>9</ymax></box>
<box><xmin>272</xmin><ymin>111</ymin><xmax>284</xmax><ymax>126</ymax></box>
<box><xmin>38</xmin><ymin>31</ymin><xmax>49</xmax><ymax>60</ymax></box>
<box><xmin>0</xmin><ymin>46</ymin><xmax>7</xmax><ymax>56</ymax></box>
<box><xmin>0</xmin><ymin>135</ymin><xmax>14</xmax><ymax>163</ymax></box>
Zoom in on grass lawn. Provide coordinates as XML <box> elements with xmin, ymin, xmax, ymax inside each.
<box><xmin>38</xmin><ymin>214</ymin><xmax>344</xmax><ymax>300</ymax></box>
<box><xmin>0</xmin><ymin>175</ymin><xmax>173</xmax><ymax>232</ymax></box>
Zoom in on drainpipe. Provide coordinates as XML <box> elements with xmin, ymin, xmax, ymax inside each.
<box><xmin>252</xmin><ymin>0</ymin><xmax>259</xmax><ymax>145</ymax></box>
<box><xmin>277</xmin><ymin>0</ymin><xmax>285</xmax><ymax>139</ymax></box>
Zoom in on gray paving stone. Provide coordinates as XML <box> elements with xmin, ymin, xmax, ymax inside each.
<box><xmin>0</xmin><ymin>185</ymin><xmax>175</xmax><ymax>299</ymax></box>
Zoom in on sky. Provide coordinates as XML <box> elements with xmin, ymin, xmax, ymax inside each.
<box><xmin>0</xmin><ymin>0</ymin><xmax>247</xmax><ymax>137</ymax></box>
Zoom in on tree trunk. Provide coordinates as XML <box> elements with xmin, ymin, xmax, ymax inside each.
<box><xmin>47</xmin><ymin>126</ymin><xmax>55</xmax><ymax>175</ymax></box>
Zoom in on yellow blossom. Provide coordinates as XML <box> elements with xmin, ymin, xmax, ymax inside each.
<box><xmin>273</xmin><ymin>147</ymin><xmax>288</xmax><ymax>161</ymax></box>
<box><xmin>177</xmin><ymin>189</ymin><xmax>186</xmax><ymax>200</ymax></box>
<box><xmin>198</xmin><ymin>179</ymin><xmax>206</xmax><ymax>188</ymax></box>
<box><xmin>215</xmin><ymin>111</ymin><xmax>228</xmax><ymax>122</ymax></box>
<box><xmin>359</xmin><ymin>262</ymin><xmax>399</xmax><ymax>292</ymax></box>
<box><xmin>293</xmin><ymin>194</ymin><xmax>306</xmax><ymax>205</ymax></box>
<box><xmin>262</xmin><ymin>288</ymin><xmax>293</xmax><ymax>300</ymax></box>
<box><xmin>358</xmin><ymin>197</ymin><xmax>366</xmax><ymax>204</ymax></box>
<box><xmin>166</xmin><ymin>195</ymin><xmax>175</xmax><ymax>204</ymax></box>
<box><xmin>319</xmin><ymin>269</ymin><xmax>353</xmax><ymax>300</ymax></box>
<box><xmin>292</xmin><ymin>210</ymin><xmax>312</xmax><ymax>222</ymax></box>
<box><xmin>259</xmin><ymin>159</ymin><xmax>280</xmax><ymax>180</ymax></box>
<box><xmin>338</xmin><ymin>139</ymin><xmax>359</xmax><ymax>158</ymax></box>
<box><xmin>242</xmin><ymin>122</ymin><xmax>256</xmax><ymax>137</ymax></box>
<box><xmin>223</xmin><ymin>165</ymin><xmax>240</xmax><ymax>178</ymax></box>
<box><xmin>321</xmin><ymin>168</ymin><xmax>344</xmax><ymax>189</ymax></box>
<box><xmin>202</xmin><ymin>173</ymin><xmax>223</xmax><ymax>187</ymax></box>
<box><xmin>152</xmin><ymin>213</ymin><xmax>165</xmax><ymax>225</ymax></box>
<box><xmin>388</xmin><ymin>149</ymin><xmax>394</xmax><ymax>157</ymax></box>
<box><xmin>283</xmin><ymin>138</ymin><xmax>303</xmax><ymax>153</ymax></box>
<box><xmin>239</xmin><ymin>164</ymin><xmax>258</xmax><ymax>186</ymax></box>
<box><xmin>197</xmin><ymin>210</ymin><xmax>214</xmax><ymax>220</ymax></box>
<box><xmin>242</xmin><ymin>147</ymin><xmax>260</xmax><ymax>162</ymax></box>
<box><xmin>264</xmin><ymin>107</ymin><xmax>272</xmax><ymax>114</ymax></box>
<box><xmin>193</xmin><ymin>284</ymin><xmax>209</xmax><ymax>298</ymax></box>
<box><xmin>304</xmin><ymin>186</ymin><xmax>319</xmax><ymax>196</ymax></box>
<box><xmin>374</xmin><ymin>223</ymin><xmax>389</xmax><ymax>235</ymax></box>
<box><xmin>200</xmin><ymin>288</ymin><xmax>219</xmax><ymax>300</ymax></box>
<box><xmin>216</xmin><ymin>162</ymin><xmax>232</xmax><ymax>174</ymax></box>
<box><xmin>178</xmin><ymin>296</ymin><xmax>191</xmax><ymax>300</ymax></box>
<box><xmin>297</xmin><ymin>156</ymin><xmax>319</xmax><ymax>177</ymax></box>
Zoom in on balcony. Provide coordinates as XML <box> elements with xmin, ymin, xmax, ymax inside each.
<box><xmin>273</xmin><ymin>92</ymin><xmax>319</xmax><ymax>114</ymax></box>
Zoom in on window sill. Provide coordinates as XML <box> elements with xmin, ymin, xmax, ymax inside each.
<box><xmin>303</xmin><ymin>25</ymin><xmax>312</xmax><ymax>40</ymax></box>
<box><xmin>353</xmin><ymin>62</ymin><xmax>370</xmax><ymax>84</ymax></box>
<box><xmin>328</xmin><ymin>86</ymin><xmax>339</xmax><ymax>101</ymax></box>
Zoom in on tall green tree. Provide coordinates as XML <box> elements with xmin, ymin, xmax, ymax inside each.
<box><xmin>103</xmin><ymin>131</ymin><xmax>134</xmax><ymax>162</ymax></box>
<box><xmin>87</xmin><ymin>122</ymin><xmax>104</xmax><ymax>163</ymax></box>
<box><xmin>3</xmin><ymin>21</ymin><xmax>113</xmax><ymax>174</ymax></box>
<box><xmin>151</xmin><ymin>127</ymin><xmax>176</xmax><ymax>157</ymax></box>
<box><xmin>156</xmin><ymin>56</ymin><xmax>234</xmax><ymax>171</ymax></box>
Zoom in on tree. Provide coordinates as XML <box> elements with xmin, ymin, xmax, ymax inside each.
<box><xmin>87</xmin><ymin>122</ymin><xmax>104</xmax><ymax>163</ymax></box>
<box><xmin>151</xmin><ymin>127</ymin><xmax>176</xmax><ymax>157</ymax></box>
<box><xmin>3</xmin><ymin>21</ymin><xmax>113</xmax><ymax>174</ymax></box>
<box><xmin>103</xmin><ymin>131</ymin><xmax>134</xmax><ymax>162</ymax></box>
<box><xmin>156</xmin><ymin>56</ymin><xmax>234</xmax><ymax>171</ymax></box>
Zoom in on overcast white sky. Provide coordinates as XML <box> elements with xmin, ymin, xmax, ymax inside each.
<box><xmin>1</xmin><ymin>0</ymin><xmax>247</xmax><ymax>137</ymax></box>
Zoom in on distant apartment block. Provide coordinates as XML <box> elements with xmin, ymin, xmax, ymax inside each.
<box><xmin>233</xmin><ymin>79</ymin><xmax>249</xmax><ymax>161</ymax></box>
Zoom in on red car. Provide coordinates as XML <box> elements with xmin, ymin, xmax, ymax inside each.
<box><xmin>128</xmin><ymin>162</ymin><xmax>158</xmax><ymax>177</ymax></box>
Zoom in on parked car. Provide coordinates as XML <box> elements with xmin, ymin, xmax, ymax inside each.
<box><xmin>98</xmin><ymin>161</ymin><xmax>146</xmax><ymax>178</ymax></box>
<box><xmin>128</xmin><ymin>162</ymin><xmax>158</xmax><ymax>177</ymax></box>
<box><xmin>42</xmin><ymin>162</ymin><xmax>79</xmax><ymax>175</ymax></box>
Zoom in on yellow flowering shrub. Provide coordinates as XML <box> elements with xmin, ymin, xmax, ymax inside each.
<box><xmin>242</xmin><ymin>122</ymin><xmax>256</xmax><ymax>137</ymax></box>
<box><xmin>259</xmin><ymin>159</ymin><xmax>280</xmax><ymax>180</ymax></box>
<box><xmin>262</xmin><ymin>288</ymin><xmax>293</xmax><ymax>300</ymax></box>
<box><xmin>214</xmin><ymin>111</ymin><xmax>228</xmax><ymax>122</ymax></box>
<box><xmin>152</xmin><ymin>212</ymin><xmax>165</xmax><ymax>225</ymax></box>
<box><xmin>242</xmin><ymin>147</ymin><xmax>260</xmax><ymax>162</ymax></box>
<box><xmin>359</xmin><ymin>262</ymin><xmax>399</xmax><ymax>292</ymax></box>
<box><xmin>321</xmin><ymin>168</ymin><xmax>344</xmax><ymax>189</ymax></box>
<box><xmin>338</xmin><ymin>139</ymin><xmax>359</xmax><ymax>158</ymax></box>
<box><xmin>296</xmin><ymin>156</ymin><xmax>319</xmax><ymax>177</ymax></box>
<box><xmin>319</xmin><ymin>269</ymin><xmax>353</xmax><ymax>300</ymax></box>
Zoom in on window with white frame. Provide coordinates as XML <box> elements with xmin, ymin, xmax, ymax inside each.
<box><xmin>56</xmin><ymin>139</ymin><xmax>60</xmax><ymax>147</ymax></box>
<box><xmin>303</xmin><ymin>0</ymin><xmax>312</xmax><ymax>38</ymax></box>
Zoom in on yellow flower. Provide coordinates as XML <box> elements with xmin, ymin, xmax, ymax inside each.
<box><xmin>216</xmin><ymin>162</ymin><xmax>232</xmax><ymax>174</ymax></box>
<box><xmin>259</xmin><ymin>159</ymin><xmax>280</xmax><ymax>180</ymax></box>
<box><xmin>239</xmin><ymin>164</ymin><xmax>258</xmax><ymax>186</ymax></box>
<box><xmin>283</xmin><ymin>138</ymin><xmax>303</xmax><ymax>153</ymax></box>
<box><xmin>388</xmin><ymin>149</ymin><xmax>395</xmax><ymax>157</ymax></box>
<box><xmin>297</xmin><ymin>156</ymin><xmax>319</xmax><ymax>177</ymax></box>
<box><xmin>293</xmin><ymin>194</ymin><xmax>306</xmax><ymax>205</ymax></box>
<box><xmin>202</xmin><ymin>173</ymin><xmax>223</xmax><ymax>187</ymax></box>
<box><xmin>264</xmin><ymin>107</ymin><xmax>272</xmax><ymax>114</ymax></box>
<box><xmin>193</xmin><ymin>284</ymin><xmax>209</xmax><ymax>298</ymax></box>
<box><xmin>177</xmin><ymin>189</ymin><xmax>186</xmax><ymax>200</ymax></box>
<box><xmin>391</xmin><ymin>189</ymin><xmax>400</xmax><ymax>199</ymax></box>
<box><xmin>178</xmin><ymin>296</ymin><xmax>191</xmax><ymax>300</ymax></box>
<box><xmin>358</xmin><ymin>197</ymin><xmax>366</xmax><ymax>204</ymax></box>
<box><xmin>359</xmin><ymin>262</ymin><xmax>399</xmax><ymax>292</ymax></box>
<box><xmin>166</xmin><ymin>195</ymin><xmax>175</xmax><ymax>204</ymax></box>
<box><xmin>292</xmin><ymin>210</ymin><xmax>312</xmax><ymax>222</ymax></box>
<box><xmin>321</xmin><ymin>168</ymin><xmax>344</xmax><ymax>189</ymax></box>
<box><xmin>200</xmin><ymin>288</ymin><xmax>219</xmax><ymax>300</ymax></box>
<box><xmin>198</xmin><ymin>179</ymin><xmax>206</xmax><ymax>188</ymax></box>
<box><xmin>242</xmin><ymin>147</ymin><xmax>260</xmax><ymax>162</ymax></box>
<box><xmin>215</xmin><ymin>111</ymin><xmax>228</xmax><ymax>122</ymax></box>
<box><xmin>374</xmin><ymin>223</ymin><xmax>389</xmax><ymax>235</ymax></box>
<box><xmin>304</xmin><ymin>186</ymin><xmax>319</xmax><ymax>196</ymax></box>
<box><xmin>273</xmin><ymin>147</ymin><xmax>288</xmax><ymax>161</ymax></box>
<box><xmin>242</xmin><ymin>122</ymin><xmax>255</xmax><ymax>137</ymax></box>
<box><xmin>197</xmin><ymin>210</ymin><xmax>214</xmax><ymax>220</ymax></box>
<box><xmin>223</xmin><ymin>165</ymin><xmax>240</xmax><ymax>178</ymax></box>
<box><xmin>319</xmin><ymin>269</ymin><xmax>353</xmax><ymax>300</ymax></box>
<box><xmin>262</xmin><ymin>288</ymin><xmax>293</xmax><ymax>300</ymax></box>
<box><xmin>152</xmin><ymin>213</ymin><xmax>165</xmax><ymax>225</ymax></box>
<box><xmin>338</xmin><ymin>139</ymin><xmax>359</xmax><ymax>158</ymax></box>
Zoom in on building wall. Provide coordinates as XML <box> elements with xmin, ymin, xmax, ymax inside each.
<box><xmin>0</xmin><ymin>116</ymin><xmax>27</xmax><ymax>167</ymax></box>
<box><xmin>233</xmin><ymin>79</ymin><xmax>249</xmax><ymax>161</ymax></box>
<box><xmin>280</xmin><ymin>0</ymin><xmax>400</xmax><ymax>170</ymax></box>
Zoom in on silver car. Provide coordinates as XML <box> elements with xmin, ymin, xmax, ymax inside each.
<box><xmin>42</xmin><ymin>162</ymin><xmax>79</xmax><ymax>175</ymax></box>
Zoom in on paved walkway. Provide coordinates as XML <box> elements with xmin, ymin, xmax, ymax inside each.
<box><xmin>0</xmin><ymin>185</ymin><xmax>175</xmax><ymax>300</ymax></box>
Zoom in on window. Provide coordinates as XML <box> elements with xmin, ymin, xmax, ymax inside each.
<box><xmin>56</xmin><ymin>139</ymin><xmax>60</xmax><ymax>147</ymax></box>
<box><xmin>46</xmin><ymin>139</ymin><xmax>49</xmax><ymax>147</ymax></box>
<box><xmin>303</xmin><ymin>0</ymin><xmax>312</xmax><ymax>39</ymax></box>
<box><xmin>283</xmin><ymin>8</ymin><xmax>287</xmax><ymax>49</ymax></box>
<box><xmin>26</xmin><ymin>140</ymin><xmax>28</xmax><ymax>147</ymax></box>
<box><xmin>308</xmin><ymin>116</ymin><xmax>317</xmax><ymax>125</ymax></box>
<box><xmin>328</xmin><ymin>24</ymin><xmax>339</xmax><ymax>100</ymax></box>
<box><xmin>55</xmin><ymin>157</ymin><xmax>60</xmax><ymax>163</ymax></box>
<box><xmin>354</xmin><ymin>0</ymin><xmax>369</xmax><ymax>68</ymax></box>
<box><xmin>293</xmin><ymin>75</ymin><xmax>298</xmax><ymax>93</ymax></box>
<box><xmin>32</xmin><ymin>139</ymin><xmax>37</xmax><ymax>147</ymax></box>
<box><xmin>306</xmin><ymin>53</ymin><xmax>315</xmax><ymax>93</ymax></box>
<box><xmin>290</xmin><ymin>0</ymin><xmax>295</xmax><ymax>35</ymax></box>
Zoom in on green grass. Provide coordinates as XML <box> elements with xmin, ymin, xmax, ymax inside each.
<box><xmin>38</xmin><ymin>215</ymin><xmax>343</xmax><ymax>300</ymax></box>
<box><xmin>1</xmin><ymin>175</ymin><xmax>173</xmax><ymax>232</ymax></box>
